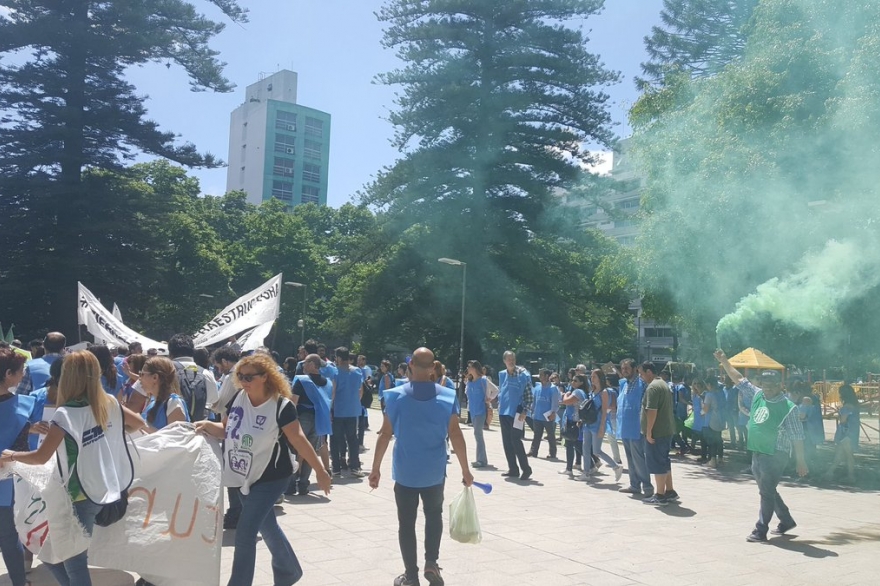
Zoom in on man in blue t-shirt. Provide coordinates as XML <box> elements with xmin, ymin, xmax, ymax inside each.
<box><xmin>498</xmin><ymin>350</ymin><xmax>534</xmax><ymax>480</ymax></box>
<box><xmin>331</xmin><ymin>347</ymin><xmax>365</xmax><ymax>477</ymax></box>
<box><xmin>369</xmin><ymin>348</ymin><xmax>473</xmax><ymax>586</ymax></box>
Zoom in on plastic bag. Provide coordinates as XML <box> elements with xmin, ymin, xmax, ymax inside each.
<box><xmin>448</xmin><ymin>486</ymin><xmax>481</xmax><ymax>544</ymax></box>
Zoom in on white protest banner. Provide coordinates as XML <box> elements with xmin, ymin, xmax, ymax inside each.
<box><xmin>112</xmin><ymin>302</ymin><xmax>122</xmax><ymax>321</ymax></box>
<box><xmin>192</xmin><ymin>273</ymin><xmax>282</xmax><ymax>347</ymax></box>
<box><xmin>237</xmin><ymin>319</ymin><xmax>276</xmax><ymax>352</ymax></box>
<box><xmin>13</xmin><ymin>424</ymin><xmax>223</xmax><ymax>586</ymax></box>
<box><xmin>78</xmin><ymin>282</ymin><xmax>163</xmax><ymax>350</ymax></box>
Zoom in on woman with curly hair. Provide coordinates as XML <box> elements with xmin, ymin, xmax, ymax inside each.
<box><xmin>196</xmin><ymin>353</ymin><xmax>332</xmax><ymax>586</ymax></box>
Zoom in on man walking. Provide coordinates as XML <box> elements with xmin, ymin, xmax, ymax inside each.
<box><xmin>290</xmin><ymin>353</ymin><xmax>333</xmax><ymax>495</ymax></box>
<box><xmin>331</xmin><ymin>347</ymin><xmax>365</xmax><ymax>477</ymax></box>
<box><xmin>715</xmin><ymin>350</ymin><xmax>807</xmax><ymax>542</ymax></box>
<box><xmin>498</xmin><ymin>351</ymin><xmax>533</xmax><ymax>480</ymax></box>
<box><xmin>369</xmin><ymin>348</ymin><xmax>473</xmax><ymax>586</ymax></box>
<box><xmin>639</xmin><ymin>362</ymin><xmax>679</xmax><ymax>506</ymax></box>
<box><xmin>617</xmin><ymin>358</ymin><xmax>653</xmax><ymax>497</ymax></box>
<box><xmin>528</xmin><ymin>369</ymin><xmax>558</xmax><ymax>460</ymax></box>
<box><xmin>17</xmin><ymin>332</ymin><xmax>65</xmax><ymax>395</ymax></box>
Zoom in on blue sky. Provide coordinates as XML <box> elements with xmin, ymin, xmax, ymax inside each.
<box><xmin>126</xmin><ymin>0</ymin><xmax>665</xmax><ymax>207</ymax></box>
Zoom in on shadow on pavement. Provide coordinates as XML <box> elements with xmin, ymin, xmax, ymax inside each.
<box><xmin>1</xmin><ymin>566</ymin><xmax>135</xmax><ymax>586</ymax></box>
<box><xmin>657</xmin><ymin>504</ymin><xmax>697</xmax><ymax>518</ymax></box>
<box><xmin>283</xmin><ymin>494</ymin><xmax>331</xmax><ymax>505</ymax></box>
<box><xmin>814</xmin><ymin>525</ymin><xmax>880</xmax><ymax>546</ymax></box>
<box><xmin>767</xmin><ymin>535</ymin><xmax>839</xmax><ymax>558</ymax></box>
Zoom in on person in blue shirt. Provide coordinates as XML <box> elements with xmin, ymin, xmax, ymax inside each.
<box><xmin>826</xmin><ymin>384</ymin><xmax>859</xmax><ymax>485</ymax></box>
<box><xmin>498</xmin><ymin>351</ymin><xmax>534</xmax><ymax>480</ymax></box>
<box><xmin>16</xmin><ymin>331</ymin><xmax>65</xmax><ymax>396</ymax></box>
<box><xmin>369</xmin><ymin>348</ymin><xmax>473</xmax><ymax>586</ymax></box>
<box><xmin>465</xmin><ymin>360</ymin><xmax>489</xmax><ymax>467</ymax></box>
<box><xmin>88</xmin><ymin>344</ymin><xmax>122</xmax><ymax>395</ymax></box>
<box><xmin>671</xmin><ymin>376</ymin><xmax>691</xmax><ymax>454</ymax></box>
<box><xmin>330</xmin><ymin>347</ymin><xmax>366</xmax><ymax>477</ymax></box>
<box><xmin>528</xmin><ymin>369</ymin><xmax>559</xmax><ymax>460</ymax></box>
<box><xmin>377</xmin><ymin>359</ymin><xmax>395</xmax><ymax>411</ymax></box>
<box><xmin>689</xmin><ymin>379</ymin><xmax>708</xmax><ymax>462</ymax></box>
<box><xmin>558</xmin><ymin>374</ymin><xmax>588</xmax><ymax>476</ymax></box>
<box><xmin>616</xmin><ymin>358</ymin><xmax>653</xmax><ymax>497</ymax></box>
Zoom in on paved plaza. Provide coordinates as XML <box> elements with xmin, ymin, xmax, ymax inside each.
<box><xmin>3</xmin><ymin>410</ymin><xmax>879</xmax><ymax>586</ymax></box>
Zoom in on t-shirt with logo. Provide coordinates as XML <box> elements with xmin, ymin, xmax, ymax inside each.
<box><xmin>224</xmin><ymin>392</ymin><xmax>297</xmax><ymax>491</ymax></box>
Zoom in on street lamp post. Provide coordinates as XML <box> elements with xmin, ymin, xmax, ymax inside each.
<box><xmin>438</xmin><ymin>258</ymin><xmax>466</xmax><ymax>379</ymax></box>
<box><xmin>284</xmin><ymin>282</ymin><xmax>308</xmax><ymax>346</ymax></box>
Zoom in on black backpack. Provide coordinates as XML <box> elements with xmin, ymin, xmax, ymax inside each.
<box><xmin>174</xmin><ymin>361</ymin><xmax>208</xmax><ymax>421</ymax></box>
<box><xmin>360</xmin><ymin>379</ymin><xmax>374</xmax><ymax>409</ymax></box>
<box><xmin>578</xmin><ymin>393</ymin><xmax>600</xmax><ymax>426</ymax></box>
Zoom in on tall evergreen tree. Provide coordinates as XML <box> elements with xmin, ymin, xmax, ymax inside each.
<box><xmin>639</xmin><ymin>0</ymin><xmax>758</xmax><ymax>86</ymax></box>
<box><xmin>350</xmin><ymin>0</ymin><xmax>632</xmax><ymax>366</ymax></box>
<box><xmin>0</xmin><ymin>1</ymin><xmax>245</xmax><ymax>337</ymax></box>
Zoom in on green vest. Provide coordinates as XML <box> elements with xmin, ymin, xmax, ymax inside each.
<box><xmin>747</xmin><ymin>392</ymin><xmax>795</xmax><ymax>455</ymax></box>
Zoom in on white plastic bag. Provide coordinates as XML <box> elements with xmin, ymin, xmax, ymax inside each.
<box><xmin>448</xmin><ymin>486</ymin><xmax>481</xmax><ymax>544</ymax></box>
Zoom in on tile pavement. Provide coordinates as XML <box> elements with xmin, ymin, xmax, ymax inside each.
<box><xmin>3</xmin><ymin>410</ymin><xmax>879</xmax><ymax>586</ymax></box>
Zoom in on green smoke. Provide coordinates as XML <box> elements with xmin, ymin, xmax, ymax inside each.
<box><xmin>630</xmin><ymin>0</ymin><xmax>880</xmax><ymax>365</ymax></box>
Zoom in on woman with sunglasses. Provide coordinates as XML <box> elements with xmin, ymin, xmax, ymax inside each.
<box><xmin>139</xmin><ymin>357</ymin><xmax>190</xmax><ymax>431</ymax></box>
<box><xmin>195</xmin><ymin>353</ymin><xmax>331</xmax><ymax>586</ymax></box>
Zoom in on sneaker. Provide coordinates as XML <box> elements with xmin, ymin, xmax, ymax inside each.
<box><xmin>746</xmin><ymin>529</ymin><xmax>768</xmax><ymax>543</ymax></box>
<box><xmin>665</xmin><ymin>490</ymin><xmax>680</xmax><ymax>503</ymax></box>
<box><xmin>643</xmin><ymin>494</ymin><xmax>668</xmax><ymax>507</ymax></box>
<box><xmin>332</xmin><ymin>470</ymin><xmax>342</xmax><ymax>477</ymax></box>
<box><xmin>527</xmin><ymin>452</ymin><xmax>538</xmax><ymax>458</ymax></box>
<box><xmin>423</xmin><ymin>562</ymin><xmax>444</xmax><ymax>586</ymax></box>
<box><xmin>393</xmin><ymin>573</ymin><xmax>420</xmax><ymax>586</ymax></box>
<box><xmin>618</xmin><ymin>486</ymin><xmax>640</xmax><ymax>494</ymax></box>
<box><xmin>770</xmin><ymin>521</ymin><xmax>797</xmax><ymax>535</ymax></box>
<box><xmin>350</xmin><ymin>468</ymin><xmax>367</xmax><ymax>478</ymax></box>
<box><xmin>558</xmin><ymin>468</ymin><xmax>574</xmax><ymax>476</ymax></box>
<box><xmin>613</xmin><ymin>467</ymin><xmax>623</xmax><ymax>482</ymax></box>
<box><xmin>275</xmin><ymin>494</ymin><xmax>284</xmax><ymax>505</ymax></box>
<box><xmin>472</xmin><ymin>461</ymin><xmax>485</xmax><ymax>468</ymax></box>
<box><xmin>573</xmin><ymin>463</ymin><xmax>582</xmax><ymax>471</ymax></box>
<box><xmin>520</xmin><ymin>468</ymin><xmax>533</xmax><ymax>480</ymax></box>
<box><xmin>576</xmin><ymin>472</ymin><xmax>591</xmax><ymax>482</ymax></box>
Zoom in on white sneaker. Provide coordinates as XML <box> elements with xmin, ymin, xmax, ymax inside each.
<box><xmin>576</xmin><ymin>472</ymin><xmax>591</xmax><ymax>481</ymax></box>
<box><xmin>558</xmin><ymin>468</ymin><xmax>573</xmax><ymax>476</ymax></box>
<box><xmin>614</xmin><ymin>467</ymin><xmax>623</xmax><ymax>482</ymax></box>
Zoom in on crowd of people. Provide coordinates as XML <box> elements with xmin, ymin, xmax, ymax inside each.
<box><xmin>0</xmin><ymin>332</ymin><xmax>867</xmax><ymax>586</ymax></box>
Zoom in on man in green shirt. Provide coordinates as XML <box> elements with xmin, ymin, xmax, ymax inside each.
<box><xmin>715</xmin><ymin>350</ymin><xmax>807</xmax><ymax>542</ymax></box>
<box><xmin>639</xmin><ymin>361</ymin><xmax>679</xmax><ymax>506</ymax></box>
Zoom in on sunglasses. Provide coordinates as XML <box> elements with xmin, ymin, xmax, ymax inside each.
<box><xmin>238</xmin><ymin>372</ymin><xmax>265</xmax><ymax>382</ymax></box>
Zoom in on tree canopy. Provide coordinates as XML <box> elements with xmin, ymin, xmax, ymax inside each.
<box><xmin>630</xmin><ymin>0</ymin><xmax>880</xmax><ymax>370</ymax></box>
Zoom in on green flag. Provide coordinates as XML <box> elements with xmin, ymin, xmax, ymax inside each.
<box><xmin>5</xmin><ymin>323</ymin><xmax>15</xmax><ymax>343</ymax></box>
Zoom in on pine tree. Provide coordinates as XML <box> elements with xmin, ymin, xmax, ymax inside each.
<box><xmin>639</xmin><ymin>0</ymin><xmax>758</xmax><ymax>86</ymax></box>
<box><xmin>348</xmin><ymin>0</ymin><xmax>632</xmax><ymax>364</ymax></box>
<box><xmin>0</xmin><ymin>1</ymin><xmax>246</xmax><ymax>337</ymax></box>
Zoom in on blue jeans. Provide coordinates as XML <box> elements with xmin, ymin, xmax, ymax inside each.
<box><xmin>585</xmin><ymin>427</ymin><xmax>620</xmax><ymax>470</ymax></box>
<box><xmin>752</xmin><ymin>451</ymin><xmax>795</xmax><ymax>535</ymax></box>
<box><xmin>471</xmin><ymin>414</ymin><xmax>487</xmax><ymax>465</ymax></box>
<box><xmin>0</xmin><ymin>505</ymin><xmax>26</xmax><ymax>586</ymax></box>
<box><xmin>622</xmin><ymin>437</ymin><xmax>653</xmax><ymax>494</ymax></box>
<box><xmin>330</xmin><ymin>416</ymin><xmax>360</xmax><ymax>472</ymax></box>
<box><xmin>229</xmin><ymin>476</ymin><xmax>303</xmax><ymax>586</ymax></box>
<box><xmin>44</xmin><ymin>499</ymin><xmax>103</xmax><ymax>586</ymax></box>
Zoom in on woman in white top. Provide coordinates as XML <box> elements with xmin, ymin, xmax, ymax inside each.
<box><xmin>1</xmin><ymin>350</ymin><xmax>145</xmax><ymax>586</ymax></box>
<box><xmin>196</xmin><ymin>353</ymin><xmax>331</xmax><ymax>586</ymax></box>
<box><xmin>139</xmin><ymin>356</ymin><xmax>189</xmax><ymax>431</ymax></box>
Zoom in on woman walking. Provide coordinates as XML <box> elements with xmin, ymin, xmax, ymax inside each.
<box><xmin>583</xmin><ymin>369</ymin><xmax>624</xmax><ymax>482</ymax></box>
<box><xmin>1</xmin><ymin>350</ymin><xmax>144</xmax><ymax>586</ymax></box>
<box><xmin>0</xmin><ymin>347</ymin><xmax>35</xmax><ymax>586</ymax></box>
<box><xmin>195</xmin><ymin>353</ymin><xmax>331</xmax><ymax>586</ymax></box>
<box><xmin>558</xmin><ymin>374</ymin><xmax>588</xmax><ymax>477</ymax></box>
<box><xmin>465</xmin><ymin>360</ymin><xmax>489</xmax><ymax>467</ymax></box>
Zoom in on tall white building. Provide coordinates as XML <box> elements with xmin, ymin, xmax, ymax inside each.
<box><xmin>226</xmin><ymin>70</ymin><xmax>331</xmax><ymax>208</ymax></box>
<box><xmin>565</xmin><ymin>140</ymin><xmax>677</xmax><ymax>363</ymax></box>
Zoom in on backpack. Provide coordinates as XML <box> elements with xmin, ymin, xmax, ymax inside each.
<box><xmin>578</xmin><ymin>393</ymin><xmax>600</xmax><ymax>425</ymax></box>
<box><xmin>173</xmin><ymin>361</ymin><xmax>207</xmax><ymax>421</ymax></box>
<box><xmin>360</xmin><ymin>378</ymin><xmax>375</xmax><ymax>409</ymax></box>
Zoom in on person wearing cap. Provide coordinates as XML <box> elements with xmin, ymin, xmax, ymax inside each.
<box><xmin>288</xmin><ymin>354</ymin><xmax>332</xmax><ymax>496</ymax></box>
<box><xmin>715</xmin><ymin>350</ymin><xmax>807</xmax><ymax>542</ymax></box>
